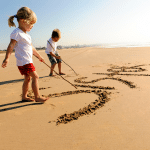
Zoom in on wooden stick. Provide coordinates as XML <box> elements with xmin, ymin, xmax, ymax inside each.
<box><xmin>35</xmin><ymin>55</ymin><xmax>77</xmax><ymax>89</ymax></box>
<box><xmin>61</xmin><ymin>59</ymin><xmax>78</xmax><ymax>75</ymax></box>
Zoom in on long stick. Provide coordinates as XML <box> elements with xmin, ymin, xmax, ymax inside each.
<box><xmin>61</xmin><ymin>59</ymin><xmax>78</xmax><ymax>75</ymax></box>
<box><xmin>34</xmin><ymin>55</ymin><xmax>77</xmax><ymax>89</ymax></box>
<box><xmin>47</xmin><ymin>40</ymin><xmax>78</xmax><ymax>75</ymax></box>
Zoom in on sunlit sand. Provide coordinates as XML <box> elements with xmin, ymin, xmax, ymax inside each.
<box><xmin>1</xmin><ymin>47</ymin><xmax>150</xmax><ymax>150</ymax></box>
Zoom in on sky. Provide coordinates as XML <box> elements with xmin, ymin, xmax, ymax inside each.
<box><xmin>0</xmin><ymin>0</ymin><xmax>150</xmax><ymax>50</ymax></box>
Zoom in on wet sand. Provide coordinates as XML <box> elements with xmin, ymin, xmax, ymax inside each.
<box><xmin>1</xmin><ymin>47</ymin><xmax>150</xmax><ymax>150</ymax></box>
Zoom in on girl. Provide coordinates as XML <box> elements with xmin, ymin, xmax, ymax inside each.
<box><xmin>2</xmin><ymin>7</ymin><xmax>48</xmax><ymax>103</ymax></box>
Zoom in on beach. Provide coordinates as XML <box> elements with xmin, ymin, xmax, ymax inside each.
<box><xmin>1</xmin><ymin>47</ymin><xmax>150</xmax><ymax>150</ymax></box>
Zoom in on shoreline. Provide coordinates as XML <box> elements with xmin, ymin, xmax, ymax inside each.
<box><xmin>0</xmin><ymin>45</ymin><xmax>150</xmax><ymax>55</ymax></box>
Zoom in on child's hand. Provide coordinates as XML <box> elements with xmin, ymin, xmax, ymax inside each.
<box><xmin>2</xmin><ymin>59</ymin><xmax>9</xmax><ymax>68</ymax></box>
<box><xmin>39</xmin><ymin>57</ymin><xmax>45</xmax><ymax>63</ymax></box>
<box><xmin>56</xmin><ymin>56</ymin><xmax>61</xmax><ymax>59</ymax></box>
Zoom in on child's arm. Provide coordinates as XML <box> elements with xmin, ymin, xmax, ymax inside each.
<box><xmin>47</xmin><ymin>41</ymin><xmax>60</xmax><ymax>59</ymax></box>
<box><xmin>32</xmin><ymin>45</ymin><xmax>45</xmax><ymax>62</ymax></box>
<box><xmin>2</xmin><ymin>39</ymin><xmax>17</xmax><ymax>68</ymax></box>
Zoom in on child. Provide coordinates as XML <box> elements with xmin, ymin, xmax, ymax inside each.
<box><xmin>1</xmin><ymin>7</ymin><xmax>48</xmax><ymax>103</ymax></box>
<box><xmin>45</xmin><ymin>29</ymin><xmax>65</xmax><ymax>76</ymax></box>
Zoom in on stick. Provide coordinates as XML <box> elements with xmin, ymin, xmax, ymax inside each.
<box><xmin>61</xmin><ymin>59</ymin><xmax>78</xmax><ymax>75</ymax></box>
<box><xmin>34</xmin><ymin>55</ymin><xmax>77</xmax><ymax>89</ymax></box>
<box><xmin>47</xmin><ymin>40</ymin><xmax>78</xmax><ymax>75</ymax></box>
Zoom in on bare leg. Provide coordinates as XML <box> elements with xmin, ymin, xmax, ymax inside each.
<box><xmin>22</xmin><ymin>75</ymin><xmax>34</xmax><ymax>102</ymax></box>
<box><xmin>58</xmin><ymin>62</ymin><xmax>61</xmax><ymax>74</ymax></box>
<box><xmin>50</xmin><ymin>63</ymin><xmax>56</xmax><ymax>75</ymax></box>
<box><xmin>58</xmin><ymin>62</ymin><xmax>65</xmax><ymax>75</ymax></box>
<box><xmin>29</xmin><ymin>71</ymin><xmax>49</xmax><ymax>102</ymax></box>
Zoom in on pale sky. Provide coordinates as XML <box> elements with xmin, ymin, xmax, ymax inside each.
<box><xmin>0</xmin><ymin>0</ymin><xmax>150</xmax><ymax>50</ymax></box>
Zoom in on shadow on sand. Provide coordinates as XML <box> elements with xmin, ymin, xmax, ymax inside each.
<box><xmin>0</xmin><ymin>76</ymin><xmax>49</xmax><ymax>85</ymax></box>
<box><xmin>0</xmin><ymin>75</ymin><xmax>50</xmax><ymax>112</ymax></box>
<box><xmin>0</xmin><ymin>101</ymin><xmax>43</xmax><ymax>112</ymax></box>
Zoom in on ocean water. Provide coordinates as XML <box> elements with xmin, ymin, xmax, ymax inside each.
<box><xmin>97</xmin><ymin>43</ymin><xmax>150</xmax><ymax>48</ymax></box>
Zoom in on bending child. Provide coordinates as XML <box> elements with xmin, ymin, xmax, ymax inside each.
<box><xmin>1</xmin><ymin>7</ymin><xmax>48</xmax><ymax>103</ymax></box>
<box><xmin>45</xmin><ymin>29</ymin><xmax>65</xmax><ymax>76</ymax></box>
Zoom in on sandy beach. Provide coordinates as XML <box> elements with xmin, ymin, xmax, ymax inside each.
<box><xmin>1</xmin><ymin>47</ymin><xmax>150</xmax><ymax>150</ymax></box>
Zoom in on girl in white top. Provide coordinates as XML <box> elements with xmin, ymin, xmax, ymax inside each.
<box><xmin>2</xmin><ymin>7</ymin><xmax>48</xmax><ymax>103</ymax></box>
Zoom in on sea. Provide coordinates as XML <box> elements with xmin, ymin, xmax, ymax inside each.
<box><xmin>97</xmin><ymin>42</ymin><xmax>150</xmax><ymax>48</ymax></box>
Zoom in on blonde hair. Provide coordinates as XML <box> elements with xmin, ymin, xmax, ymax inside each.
<box><xmin>8</xmin><ymin>7</ymin><xmax>37</xmax><ymax>27</ymax></box>
<box><xmin>52</xmin><ymin>29</ymin><xmax>61</xmax><ymax>39</ymax></box>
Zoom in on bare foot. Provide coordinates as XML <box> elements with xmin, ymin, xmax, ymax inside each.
<box><xmin>35</xmin><ymin>96</ymin><xmax>49</xmax><ymax>103</ymax></box>
<box><xmin>49</xmin><ymin>73</ymin><xmax>56</xmax><ymax>77</ymax></box>
<box><xmin>59</xmin><ymin>72</ymin><xmax>66</xmax><ymax>75</ymax></box>
<box><xmin>22</xmin><ymin>97</ymin><xmax>35</xmax><ymax>102</ymax></box>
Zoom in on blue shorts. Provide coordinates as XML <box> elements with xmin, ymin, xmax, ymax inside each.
<box><xmin>47</xmin><ymin>54</ymin><xmax>62</xmax><ymax>65</ymax></box>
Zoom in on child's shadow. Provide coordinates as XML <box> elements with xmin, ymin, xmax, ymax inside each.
<box><xmin>0</xmin><ymin>101</ymin><xmax>43</xmax><ymax>112</ymax></box>
<box><xmin>0</xmin><ymin>76</ymin><xmax>49</xmax><ymax>112</ymax></box>
<box><xmin>0</xmin><ymin>76</ymin><xmax>49</xmax><ymax>86</ymax></box>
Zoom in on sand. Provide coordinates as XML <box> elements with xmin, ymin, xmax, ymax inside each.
<box><xmin>1</xmin><ymin>47</ymin><xmax>150</xmax><ymax>150</ymax></box>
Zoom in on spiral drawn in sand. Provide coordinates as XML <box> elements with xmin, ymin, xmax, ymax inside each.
<box><xmin>53</xmin><ymin>64</ymin><xmax>148</xmax><ymax>125</ymax></box>
<box><xmin>74</xmin><ymin>77</ymin><xmax>136</xmax><ymax>88</ymax></box>
<box><xmin>93</xmin><ymin>64</ymin><xmax>148</xmax><ymax>77</ymax></box>
<box><xmin>55</xmin><ymin>91</ymin><xmax>109</xmax><ymax>125</ymax></box>
<box><xmin>27</xmin><ymin>64</ymin><xmax>149</xmax><ymax>125</ymax></box>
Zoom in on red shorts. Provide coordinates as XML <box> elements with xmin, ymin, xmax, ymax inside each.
<box><xmin>18</xmin><ymin>63</ymin><xmax>35</xmax><ymax>75</ymax></box>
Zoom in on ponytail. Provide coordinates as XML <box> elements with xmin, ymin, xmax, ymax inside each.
<box><xmin>8</xmin><ymin>16</ymin><xmax>16</xmax><ymax>27</ymax></box>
